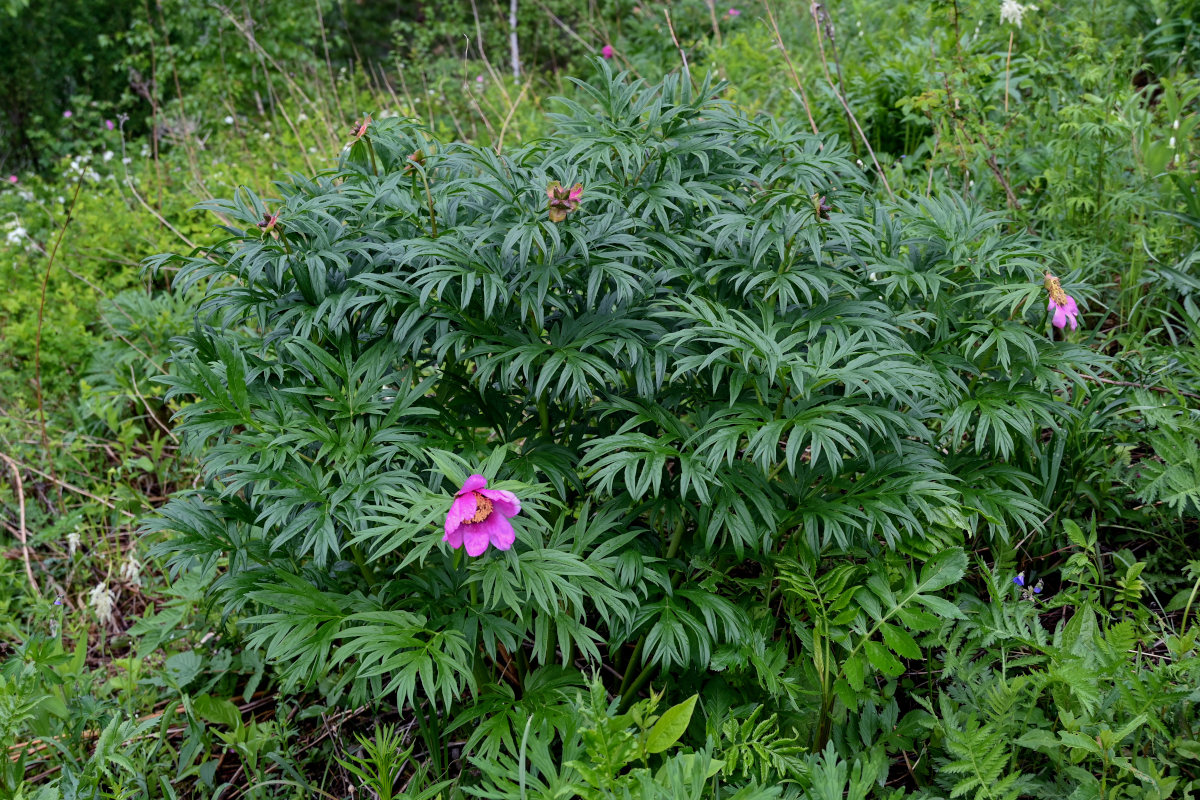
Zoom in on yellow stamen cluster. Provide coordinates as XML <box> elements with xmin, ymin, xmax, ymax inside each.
<box><xmin>1043</xmin><ymin>272</ymin><xmax>1068</xmax><ymax>306</ymax></box>
<box><xmin>468</xmin><ymin>492</ymin><xmax>494</xmax><ymax>524</ymax></box>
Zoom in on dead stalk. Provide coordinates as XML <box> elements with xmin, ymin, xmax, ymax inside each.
<box><xmin>808</xmin><ymin>3</ymin><xmax>894</xmax><ymax>198</ymax></box>
<box><xmin>1</xmin><ymin>453</ymin><xmax>41</xmax><ymax>599</ymax></box>
<box><xmin>762</xmin><ymin>0</ymin><xmax>819</xmax><ymax>135</ymax></box>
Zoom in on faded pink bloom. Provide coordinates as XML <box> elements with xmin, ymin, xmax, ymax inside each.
<box><xmin>62</xmin><ymin>110</ymin><xmax>72</xmax><ymax>118</ymax></box>
<box><xmin>443</xmin><ymin>474</ymin><xmax>521</xmax><ymax>557</ymax></box>
<box><xmin>547</xmin><ymin>180</ymin><xmax>584</xmax><ymax>222</ymax></box>
<box><xmin>7</xmin><ymin>175</ymin><xmax>16</xmax><ymax>184</ymax></box>
<box><xmin>1044</xmin><ymin>272</ymin><xmax>1080</xmax><ymax>330</ymax></box>
<box><xmin>105</xmin><ymin>119</ymin><xmax>114</xmax><ymax>131</ymax></box>
<box><xmin>601</xmin><ymin>44</ymin><xmax>615</xmax><ymax>59</ymax></box>
<box><xmin>350</xmin><ymin>114</ymin><xmax>372</xmax><ymax>141</ymax></box>
<box><xmin>728</xmin><ymin>7</ymin><xmax>741</xmax><ymax>16</ymax></box>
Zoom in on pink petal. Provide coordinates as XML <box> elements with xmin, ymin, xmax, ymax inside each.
<box><xmin>1052</xmin><ymin>305</ymin><xmax>1068</xmax><ymax>329</ymax></box>
<box><xmin>569</xmin><ymin>184</ymin><xmax>583</xmax><ymax>202</ymax></box>
<box><xmin>444</xmin><ymin>493</ymin><xmax>477</xmax><ymax>537</ymax></box>
<box><xmin>1064</xmin><ymin>295</ymin><xmax>1079</xmax><ymax>315</ymax></box>
<box><xmin>458</xmin><ymin>474</ymin><xmax>487</xmax><ymax>495</ymax></box>
<box><xmin>1065</xmin><ymin>310</ymin><xmax>1078</xmax><ymax>331</ymax></box>
<box><xmin>444</xmin><ymin>525</ymin><xmax>464</xmax><ymax>549</ymax></box>
<box><xmin>463</xmin><ymin>524</ymin><xmax>490</xmax><ymax>556</ymax></box>
<box><xmin>470</xmin><ymin>512</ymin><xmax>515</xmax><ymax>551</ymax></box>
<box><xmin>478</xmin><ymin>488</ymin><xmax>521</xmax><ymax>517</ymax></box>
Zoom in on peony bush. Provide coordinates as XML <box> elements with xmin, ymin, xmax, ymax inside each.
<box><xmin>147</xmin><ymin>63</ymin><xmax>1102</xmax><ymax>766</ymax></box>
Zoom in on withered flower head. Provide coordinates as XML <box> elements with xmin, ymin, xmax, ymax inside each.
<box><xmin>546</xmin><ymin>181</ymin><xmax>584</xmax><ymax>223</ymax></box>
<box><xmin>350</xmin><ymin>114</ymin><xmax>373</xmax><ymax>140</ymax></box>
<box><xmin>257</xmin><ymin>212</ymin><xmax>280</xmax><ymax>233</ymax></box>
<box><xmin>812</xmin><ymin>193</ymin><xmax>832</xmax><ymax>220</ymax></box>
<box><xmin>404</xmin><ymin>149</ymin><xmax>426</xmax><ymax>176</ymax></box>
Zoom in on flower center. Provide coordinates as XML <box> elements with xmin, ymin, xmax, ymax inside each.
<box><xmin>1043</xmin><ymin>272</ymin><xmax>1068</xmax><ymax>305</ymax></box>
<box><xmin>468</xmin><ymin>492</ymin><xmax>493</xmax><ymax>524</ymax></box>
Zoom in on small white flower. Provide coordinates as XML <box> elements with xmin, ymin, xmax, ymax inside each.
<box><xmin>5</xmin><ymin>225</ymin><xmax>26</xmax><ymax>247</ymax></box>
<box><xmin>122</xmin><ymin>157</ymin><xmax>132</xmax><ymax>165</ymax></box>
<box><xmin>89</xmin><ymin>582</ymin><xmax>117</xmax><ymax>624</ymax></box>
<box><xmin>102</xmin><ymin>150</ymin><xmax>114</xmax><ymax>162</ymax></box>
<box><xmin>262</xmin><ymin>132</ymin><xmax>271</xmax><ymax>140</ymax></box>
<box><xmin>120</xmin><ymin>554</ymin><xmax>142</xmax><ymax>586</ymax></box>
<box><xmin>868</xmin><ymin>272</ymin><xmax>877</xmax><ymax>281</ymax></box>
<box><xmin>297</xmin><ymin>112</ymin><xmax>309</xmax><ymax>122</ymax></box>
<box><xmin>999</xmin><ymin>0</ymin><xmax>1036</xmax><ymax>27</ymax></box>
<box><xmin>1173</xmin><ymin>119</ymin><xmax>1180</xmax><ymax>130</ymax></box>
<box><xmin>67</xmin><ymin>532</ymin><xmax>80</xmax><ymax>557</ymax></box>
<box><xmin>1169</xmin><ymin>136</ymin><xmax>1176</xmax><ymax>149</ymax></box>
<box><xmin>224</xmin><ymin>115</ymin><xmax>235</xmax><ymax>124</ymax></box>
<box><xmin>140</xmin><ymin>144</ymin><xmax>150</xmax><ymax>157</ymax></box>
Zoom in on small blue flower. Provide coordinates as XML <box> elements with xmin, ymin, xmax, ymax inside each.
<box><xmin>53</xmin><ymin>595</ymin><xmax>63</xmax><ymax>606</ymax></box>
<box><xmin>1013</xmin><ymin>571</ymin><xmax>1025</xmax><ymax>587</ymax></box>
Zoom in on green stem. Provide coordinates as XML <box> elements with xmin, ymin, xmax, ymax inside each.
<box><xmin>1180</xmin><ymin>572</ymin><xmax>1200</xmax><ymax>638</ymax></box>
<box><xmin>619</xmin><ymin>658</ymin><xmax>659</xmax><ymax>713</ymax></box>
<box><xmin>366</xmin><ymin>137</ymin><xmax>379</xmax><ymax>177</ymax></box>
<box><xmin>665</xmin><ymin>517</ymin><xmax>686</xmax><ymax>560</ymax></box>
<box><xmin>619</xmin><ymin>518</ymin><xmax>687</xmax><ymax>711</ymax></box>
<box><xmin>618</xmin><ymin>638</ymin><xmax>645</xmax><ymax>698</ymax></box>
<box><xmin>538</xmin><ymin>394</ymin><xmax>552</xmax><ymax>439</ymax></box>
<box><xmin>350</xmin><ymin>545</ymin><xmax>376</xmax><ymax>587</ymax></box>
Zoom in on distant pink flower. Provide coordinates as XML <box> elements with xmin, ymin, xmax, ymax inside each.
<box><xmin>443</xmin><ymin>474</ymin><xmax>521</xmax><ymax>557</ymax></box>
<box><xmin>476</xmin><ymin>74</ymin><xmax>485</xmax><ymax>83</ymax></box>
<box><xmin>601</xmin><ymin>44</ymin><xmax>614</xmax><ymax>59</ymax></box>
<box><xmin>1043</xmin><ymin>272</ymin><xmax>1080</xmax><ymax>330</ymax></box>
<box><xmin>63</xmin><ymin>110</ymin><xmax>72</xmax><ymax>118</ymax></box>
<box><xmin>6</xmin><ymin>175</ymin><xmax>16</xmax><ymax>184</ymax></box>
<box><xmin>728</xmin><ymin>7</ymin><xmax>741</xmax><ymax>16</ymax></box>
<box><xmin>105</xmin><ymin>119</ymin><xmax>114</xmax><ymax>130</ymax></box>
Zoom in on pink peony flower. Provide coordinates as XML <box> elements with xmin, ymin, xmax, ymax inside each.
<box><xmin>63</xmin><ymin>110</ymin><xmax>72</xmax><ymax>118</ymax></box>
<box><xmin>7</xmin><ymin>175</ymin><xmax>16</xmax><ymax>184</ymax></box>
<box><xmin>601</xmin><ymin>44</ymin><xmax>614</xmax><ymax>59</ymax></box>
<box><xmin>105</xmin><ymin>119</ymin><xmax>114</xmax><ymax>131</ymax></box>
<box><xmin>728</xmin><ymin>7</ymin><xmax>741</xmax><ymax>16</ymax></box>
<box><xmin>443</xmin><ymin>474</ymin><xmax>521</xmax><ymax>557</ymax></box>
<box><xmin>546</xmin><ymin>180</ymin><xmax>584</xmax><ymax>222</ymax></box>
<box><xmin>1043</xmin><ymin>272</ymin><xmax>1080</xmax><ymax>330</ymax></box>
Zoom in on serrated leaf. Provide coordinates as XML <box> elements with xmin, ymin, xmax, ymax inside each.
<box><xmin>863</xmin><ymin>640</ymin><xmax>905</xmax><ymax>676</ymax></box>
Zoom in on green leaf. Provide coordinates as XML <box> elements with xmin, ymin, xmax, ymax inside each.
<box><xmin>1176</xmin><ymin>739</ymin><xmax>1200</xmax><ymax>760</ymax></box>
<box><xmin>919</xmin><ymin>548</ymin><xmax>969</xmax><ymax>592</ymax></box>
<box><xmin>646</xmin><ymin>694</ymin><xmax>698</xmax><ymax>754</ymax></box>
<box><xmin>863</xmin><ymin>641</ymin><xmax>904</xmax><ymax>676</ymax></box>
<box><xmin>880</xmin><ymin>623</ymin><xmax>922</xmax><ymax>659</ymax></box>
<box><xmin>192</xmin><ymin>694</ymin><xmax>242</xmax><ymax>729</ymax></box>
<box><xmin>844</xmin><ymin>651</ymin><xmax>866</xmax><ymax>691</ymax></box>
